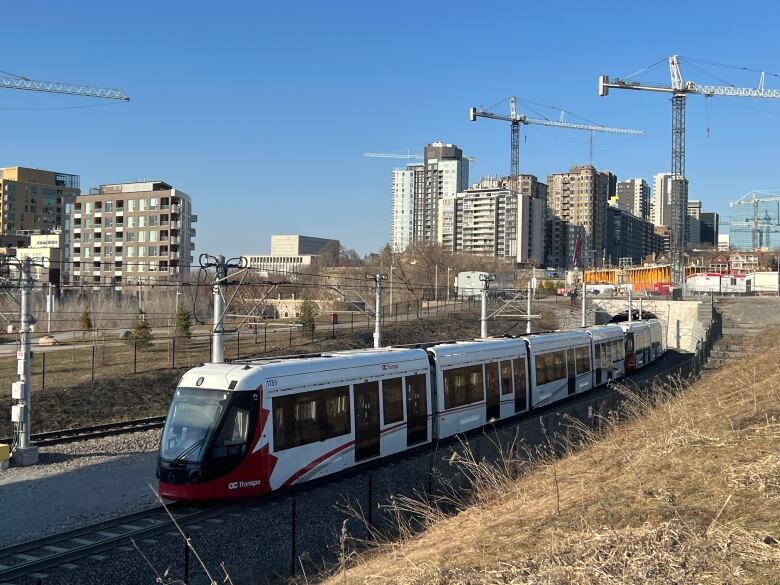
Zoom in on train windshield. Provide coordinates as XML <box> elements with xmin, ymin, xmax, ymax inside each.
<box><xmin>160</xmin><ymin>388</ymin><xmax>231</xmax><ymax>464</ymax></box>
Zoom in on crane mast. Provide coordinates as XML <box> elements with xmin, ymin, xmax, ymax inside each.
<box><xmin>599</xmin><ymin>55</ymin><xmax>780</xmax><ymax>294</ymax></box>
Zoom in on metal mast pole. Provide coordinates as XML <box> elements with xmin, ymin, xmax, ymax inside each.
<box><xmin>46</xmin><ymin>282</ymin><xmax>53</xmax><ymax>333</ymax></box>
<box><xmin>434</xmin><ymin>264</ymin><xmax>438</xmax><ymax>303</ymax></box>
<box><xmin>581</xmin><ymin>281</ymin><xmax>587</xmax><ymax>327</ymax></box>
<box><xmin>389</xmin><ymin>263</ymin><xmax>393</xmax><ymax>317</ymax></box>
<box><xmin>12</xmin><ymin>257</ymin><xmax>38</xmax><ymax>465</ymax></box>
<box><xmin>479</xmin><ymin>273</ymin><xmax>494</xmax><ymax>339</ymax></box>
<box><xmin>671</xmin><ymin>94</ymin><xmax>687</xmax><ymax>296</ymax></box>
<box><xmin>367</xmin><ymin>273</ymin><xmax>386</xmax><ymax>348</ymax></box>
<box><xmin>627</xmin><ymin>287</ymin><xmax>633</xmax><ymax>322</ymax></box>
<box><xmin>526</xmin><ymin>280</ymin><xmax>532</xmax><ymax>334</ymax></box>
<box><xmin>211</xmin><ymin>255</ymin><xmax>227</xmax><ymax>364</ymax></box>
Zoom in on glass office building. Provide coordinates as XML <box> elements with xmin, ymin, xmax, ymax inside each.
<box><xmin>729</xmin><ymin>191</ymin><xmax>780</xmax><ymax>251</ymax></box>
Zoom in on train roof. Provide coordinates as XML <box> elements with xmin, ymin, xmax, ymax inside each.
<box><xmin>521</xmin><ymin>329</ymin><xmax>591</xmax><ymax>351</ymax></box>
<box><xmin>427</xmin><ymin>337</ymin><xmax>526</xmax><ymax>367</ymax></box>
<box><xmin>587</xmin><ymin>324</ymin><xmax>625</xmax><ymax>342</ymax></box>
<box><xmin>179</xmin><ymin>347</ymin><xmax>429</xmax><ymax>392</ymax></box>
<box><xmin>618</xmin><ymin>321</ymin><xmax>651</xmax><ymax>333</ymax></box>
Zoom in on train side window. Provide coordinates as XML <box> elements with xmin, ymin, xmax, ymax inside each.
<box><xmin>594</xmin><ymin>344</ymin><xmax>601</xmax><ymax>368</ymax></box>
<box><xmin>272</xmin><ymin>386</ymin><xmax>351</xmax><ymax>452</ymax></box>
<box><xmin>534</xmin><ymin>353</ymin><xmax>548</xmax><ymax>385</ymax></box>
<box><xmin>554</xmin><ymin>351</ymin><xmax>566</xmax><ymax>380</ymax></box>
<box><xmin>443</xmin><ymin>364</ymin><xmax>484</xmax><ymax>409</ymax></box>
<box><xmin>513</xmin><ymin>358</ymin><xmax>527</xmax><ymax>412</ymax></box>
<box><xmin>575</xmin><ymin>346</ymin><xmax>590</xmax><ymax>375</ymax></box>
<box><xmin>499</xmin><ymin>360</ymin><xmax>513</xmax><ymax>395</ymax></box>
<box><xmin>382</xmin><ymin>378</ymin><xmax>404</xmax><ymax>424</ymax></box>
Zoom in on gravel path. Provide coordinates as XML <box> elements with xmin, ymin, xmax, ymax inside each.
<box><xmin>0</xmin><ymin>429</ymin><xmax>162</xmax><ymax>547</ymax></box>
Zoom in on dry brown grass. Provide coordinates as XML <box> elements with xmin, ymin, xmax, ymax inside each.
<box><xmin>322</xmin><ymin>330</ymin><xmax>780</xmax><ymax>584</ymax></box>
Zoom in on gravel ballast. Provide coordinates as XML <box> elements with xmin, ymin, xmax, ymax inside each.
<box><xmin>0</xmin><ymin>429</ymin><xmax>162</xmax><ymax>547</ymax></box>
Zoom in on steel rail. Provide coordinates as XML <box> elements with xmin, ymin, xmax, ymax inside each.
<box><xmin>0</xmin><ymin>502</ymin><xmax>229</xmax><ymax>581</ymax></box>
<box><xmin>0</xmin><ymin>415</ymin><xmax>166</xmax><ymax>447</ymax></box>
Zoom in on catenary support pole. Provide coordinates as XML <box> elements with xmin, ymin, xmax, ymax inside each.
<box><xmin>367</xmin><ymin>273</ymin><xmax>387</xmax><ymax>348</ymax></box>
<box><xmin>526</xmin><ymin>280</ymin><xmax>532</xmax><ymax>334</ymax></box>
<box><xmin>581</xmin><ymin>282</ymin><xmax>587</xmax><ymax>327</ymax></box>
<box><xmin>211</xmin><ymin>255</ymin><xmax>227</xmax><ymax>364</ymax></box>
<box><xmin>13</xmin><ymin>257</ymin><xmax>39</xmax><ymax>465</ymax></box>
<box><xmin>627</xmin><ymin>287</ymin><xmax>633</xmax><ymax>322</ymax></box>
<box><xmin>639</xmin><ymin>297</ymin><xmax>643</xmax><ymax>320</ymax></box>
<box><xmin>46</xmin><ymin>282</ymin><xmax>53</xmax><ymax>334</ymax></box>
<box><xmin>479</xmin><ymin>273</ymin><xmax>494</xmax><ymax>339</ymax></box>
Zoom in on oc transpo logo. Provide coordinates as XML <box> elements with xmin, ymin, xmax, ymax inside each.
<box><xmin>381</xmin><ymin>363</ymin><xmax>399</xmax><ymax>371</ymax></box>
<box><xmin>228</xmin><ymin>479</ymin><xmax>263</xmax><ymax>490</ymax></box>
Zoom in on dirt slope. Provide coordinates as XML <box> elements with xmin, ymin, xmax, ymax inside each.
<box><xmin>324</xmin><ymin>331</ymin><xmax>780</xmax><ymax>584</ymax></box>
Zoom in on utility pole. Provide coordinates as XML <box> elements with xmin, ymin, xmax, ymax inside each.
<box><xmin>581</xmin><ymin>281</ymin><xmax>587</xmax><ymax>328</ymax></box>
<box><xmin>479</xmin><ymin>273</ymin><xmax>495</xmax><ymax>339</ymax></box>
<box><xmin>389</xmin><ymin>263</ymin><xmax>394</xmax><ymax>317</ymax></box>
<box><xmin>366</xmin><ymin>273</ymin><xmax>387</xmax><ymax>348</ymax></box>
<box><xmin>434</xmin><ymin>264</ymin><xmax>438</xmax><ymax>303</ymax></box>
<box><xmin>46</xmin><ymin>282</ymin><xmax>54</xmax><ymax>334</ymax></box>
<box><xmin>12</xmin><ymin>257</ymin><xmax>39</xmax><ymax>465</ymax></box>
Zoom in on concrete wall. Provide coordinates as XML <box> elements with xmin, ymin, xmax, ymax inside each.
<box><xmin>591</xmin><ymin>298</ymin><xmax>707</xmax><ymax>352</ymax></box>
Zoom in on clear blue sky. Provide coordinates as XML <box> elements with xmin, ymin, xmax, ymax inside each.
<box><xmin>2</xmin><ymin>1</ymin><xmax>779</xmax><ymax>256</ymax></box>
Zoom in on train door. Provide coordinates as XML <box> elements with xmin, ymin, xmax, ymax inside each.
<box><xmin>405</xmin><ymin>374</ymin><xmax>428</xmax><ymax>446</ymax></box>
<box><xmin>567</xmin><ymin>348</ymin><xmax>576</xmax><ymax>395</ymax></box>
<box><xmin>354</xmin><ymin>382</ymin><xmax>380</xmax><ymax>462</ymax></box>
<box><xmin>485</xmin><ymin>363</ymin><xmax>500</xmax><ymax>422</ymax></box>
<box><xmin>594</xmin><ymin>343</ymin><xmax>603</xmax><ymax>385</ymax></box>
<box><xmin>513</xmin><ymin>358</ymin><xmax>527</xmax><ymax>413</ymax></box>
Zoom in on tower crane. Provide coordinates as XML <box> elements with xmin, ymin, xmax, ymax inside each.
<box><xmin>0</xmin><ymin>71</ymin><xmax>129</xmax><ymax>101</ymax></box>
<box><xmin>469</xmin><ymin>96</ymin><xmax>645</xmax><ymax>196</ymax></box>
<box><xmin>599</xmin><ymin>55</ymin><xmax>780</xmax><ymax>292</ymax></box>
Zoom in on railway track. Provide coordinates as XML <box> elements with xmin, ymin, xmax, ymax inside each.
<box><xmin>0</xmin><ymin>502</ymin><xmax>230</xmax><ymax>583</ymax></box>
<box><xmin>0</xmin><ymin>416</ymin><xmax>166</xmax><ymax>447</ymax></box>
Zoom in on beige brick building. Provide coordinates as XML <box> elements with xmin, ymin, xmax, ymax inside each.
<box><xmin>0</xmin><ymin>167</ymin><xmax>79</xmax><ymax>235</ymax></box>
<box><xmin>64</xmin><ymin>180</ymin><xmax>196</xmax><ymax>288</ymax></box>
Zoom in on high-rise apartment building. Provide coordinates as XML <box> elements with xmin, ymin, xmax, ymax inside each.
<box><xmin>606</xmin><ymin>205</ymin><xmax>663</xmax><ymax>265</ymax></box>
<box><xmin>651</xmin><ymin>173</ymin><xmax>689</xmax><ymax>230</ymax></box>
<box><xmin>64</xmin><ymin>180</ymin><xmax>196</xmax><ymax>288</ymax></box>
<box><xmin>389</xmin><ymin>142</ymin><xmax>469</xmax><ymax>251</ymax></box>
<box><xmin>699</xmin><ymin>211</ymin><xmax>719</xmax><ymax>248</ymax></box>
<box><xmin>687</xmin><ymin>199</ymin><xmax>702</xmax><ymax>246</ymax></box>
<box><xmin>0</xmin><ymin>167</ymin><xmax>79</xmax><ymax>235</ymax></box>
<box><xmin>437</xmin><ymin>176</ymin><xmax>546</xmax><ymax>265</ymax></box>
<box><xmin>547</xmin><ymin>165</ymin><xmax>612</xmax><ymax>268</ymax></box>
<box><xmin>615</xmin><ymin>178</ymin><xmax>650</xmax><ymax>220</ymax></box>
<box><xmin>390</xmin><ymin>164</ymin><xmax>422</xmax><ymax>252</ymax></box>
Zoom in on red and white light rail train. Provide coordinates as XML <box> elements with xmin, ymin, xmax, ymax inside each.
<box><xmin>157</xmin><ymin>320</ymin><xmax>664</xmax><ymax>500</ymax></box>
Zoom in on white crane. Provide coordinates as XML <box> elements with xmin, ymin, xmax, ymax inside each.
<box><xmin>599</xmin><ymin>55</ymin><xmax>780</xmax><ymax>291</ymax></box>
<box><xmin>469</xmin><ymin>96</ymin><xmax>645</xmax><ymax>195</ymax></box>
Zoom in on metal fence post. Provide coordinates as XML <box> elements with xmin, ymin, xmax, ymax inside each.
<box><xmin>290</xmin><ymin>497</ymin><xmax>297</xmax><ymax>577</ymax></box>
<box><xmin>183</xmin><ymin>535</ymin><xmax>190</xmax><ymax>585</ymax></box>
<box><xmin>264</xmin><ymin>325</ymin><xmax>268</xmax><ymax>353</ymax></box>
<box><xmin>41</xmin><ymin>353</ymin><xmax>45</xmax><ymax>391</ymax></box>
<box><xmin>172</xmin><ymin>337</ymin><xmax>176</xmax><ymax>368</ymax></box>
<box><xmin>91</xmin><ymin>345</ymin><xmax>96</xmax><ymax>382</ymax></box>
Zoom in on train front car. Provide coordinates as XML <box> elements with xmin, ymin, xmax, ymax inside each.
<box><xmin>618</xmin><ymin>321</ymin><xmax>652</xmax><ymax>371</ymax></box>
<box><xmin>158</xmin><ymin>364</ymin><xmax>269</xmax><ymax>500</ymax></box>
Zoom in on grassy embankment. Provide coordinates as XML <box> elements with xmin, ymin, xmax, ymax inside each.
<box><xmin>324</xmin><ymin>331</ymin><xmax>780</xmax><ymax>584</ymax></box>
